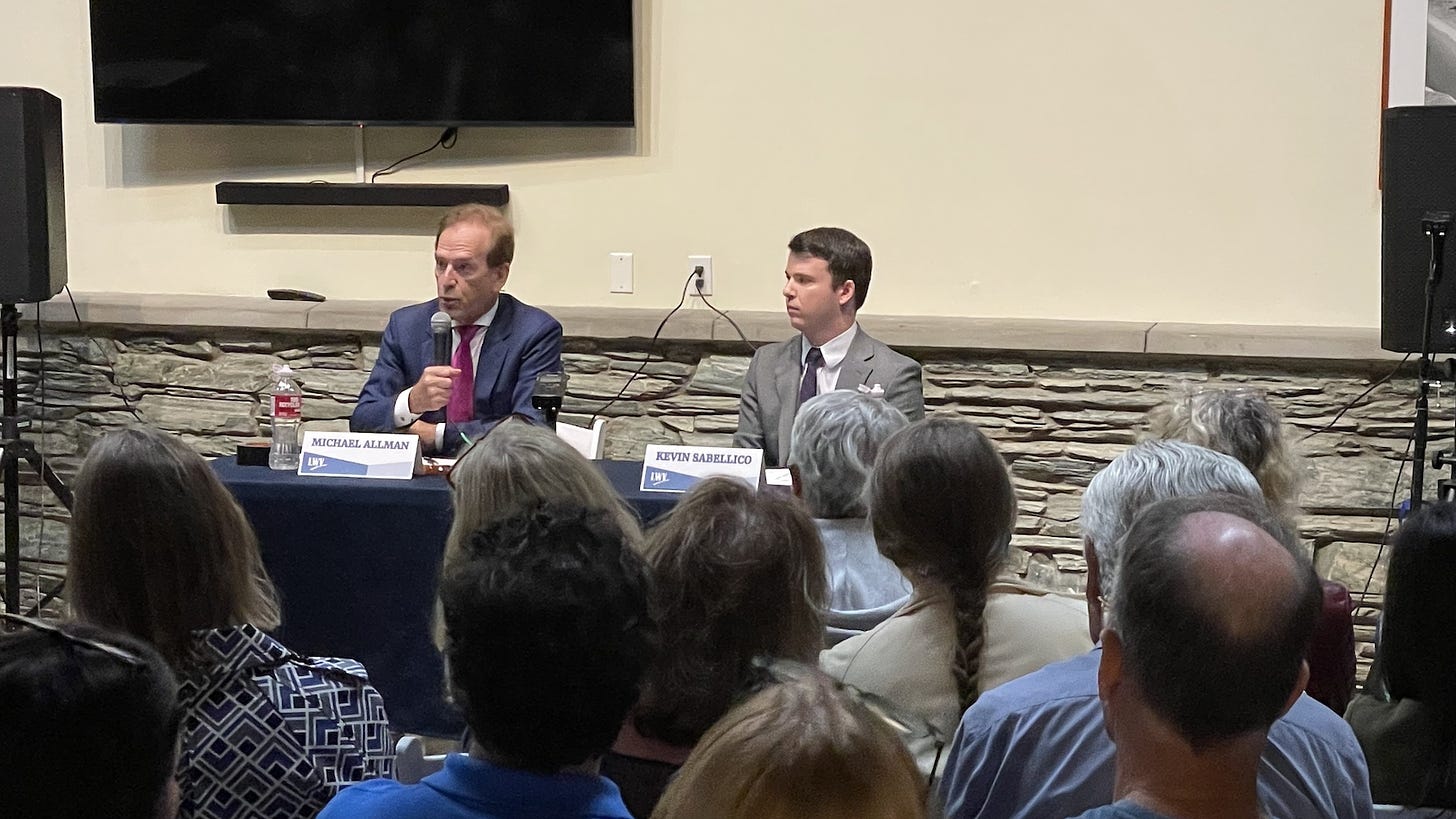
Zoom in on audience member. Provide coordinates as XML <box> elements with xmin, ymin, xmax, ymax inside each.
<box><xmin>438</xmin><ymin>420</ymin><xmax>643</xmax><ymax>652</ymax></box>
<box><xmin>0</xmin><ymin>617</ymin><xmax>182</xmax><ymax>819</ymax></box>
<box><xmin>602</xmin><ymin>478</ymin><xmax>826</xmax><ymax>817</ymax></box>
<box><xmin>936</xmin><ymin>440</ymin><xmax>1372</xmax><ymax>819</ymax></box>
<box><xmin>1144</xmin><ymin>386</ymin><xmax>1354</xmax><ymax>712</ymax></box>
<box><xmin>445</xmin><ymin>420</ymin><xmax>641</xmax><ymax>565</ymax></box>
<box><xmin>819</xmin><ymin>416</ymin><xmax>1091</xmax><ymax>778</ymax></box>
<box><xmin>651</xmin><ymin>662</ymin><xmax>925</xmax><ymax>819</ymax></box>
<box><xmin>1346</xmin><ymin>500</ymin><xmax>1456</xmax><ymax>808</ymax></box>
<box><xmin>1072</xmin><ymin>493</ymin><xmax>1323</xmax><ymax>818</ymax></box>
<box><xmin>788</xmin><ymin>390</ymin><xmax>911</xmax><ymax>644</ymax></box>
<box><xmin>67</xmin><ymin>426</ymin><xmax>391</xmax><ymax>819</ymax></box>
<box><xmin>351</xmin><ymin>203</ymin><xmax>564</xmax><ymax>454</ymax></box>
<box><xmin>1144</xmin><ymin>387</ymin><xmax>1302</xmax><ymax>523</ymax></box>
<box><xmin>322</xmin><ymin>504</ymin><xmax>656</xmax><ymax>818</ymax></box>
<box><xmin>733</xmin><ymin>226</ymin><xmax>924</xmax><ymax>466</ymax></box>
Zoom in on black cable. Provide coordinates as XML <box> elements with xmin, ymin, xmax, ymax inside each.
<box><xmin>1301</xmin><ymin>354</ymin><xmax>1412</xmax><ymax>441</ymax></box>
<box><xmin>588</xmin><ymin>270</ymin><xmax>698</xmax><ymax>426</ymax></box>
<box><xmin>692</xmin><ymin>278</ymin><xmax>758</xmax><ymax>355</ymax></box>
<box><xmin>370</xmin><ymin>128</ymin><xmax>458</xmax><ymax>183</ymax></box>
<box><xmin>64</xmin><ymin>286</ymin><xmax>144</xmax><ymax>423</ymax></box>
<box><xmin>1359</xmin><ymin>427</ymin><xmax>1415</xmax><ymax>607</ymax></box>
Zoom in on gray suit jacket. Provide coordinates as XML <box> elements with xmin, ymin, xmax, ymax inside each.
<box><xmin>733</xmin><ymin>327</ymin><xmax>925</xmax><ymax>466</ymax></box>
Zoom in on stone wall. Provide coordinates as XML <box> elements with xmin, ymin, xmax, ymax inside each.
<box><xmin>8</xmin><ymin>322</ymin><xmax>1435</xmax><ymax>682</ymax></box>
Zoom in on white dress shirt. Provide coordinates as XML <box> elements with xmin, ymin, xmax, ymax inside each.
<box><xmin>801</xmin><ymin>323</ymin><xmax>858</xmax><ymax>395</ymax></box>
<box><xmin>392</xmin><ymin>299</ymin><xmax>498</xmax><ymax>448</ymax></box>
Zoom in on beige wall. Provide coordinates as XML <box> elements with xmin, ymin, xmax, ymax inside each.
<box><xmin>2</xmin><ymin>1</ymin><xmax>1384</xmax><ymax>326</ymax></box>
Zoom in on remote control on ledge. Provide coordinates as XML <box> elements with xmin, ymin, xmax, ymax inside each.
<box><xmin>267</xmin><ymin>288</ymin><xmax>327</xmax><ymax>302</ymax></box>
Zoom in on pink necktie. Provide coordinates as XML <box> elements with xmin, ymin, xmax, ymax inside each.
<box><xmin>447</xmin><ymin>325</ymin><xmax>480</xmax><ymax>423</ymax></box>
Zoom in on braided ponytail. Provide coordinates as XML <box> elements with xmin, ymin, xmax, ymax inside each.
<box><xmin>870</xmin><ymin>416</ymin><xmax>1018</xmax><ymax>711</ymax></box>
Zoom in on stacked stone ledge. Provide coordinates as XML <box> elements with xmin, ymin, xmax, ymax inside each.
<box><xmin>3</xmin><ymin>307</ymin><xmax>1428</xmax><ymax>687</ymax></box>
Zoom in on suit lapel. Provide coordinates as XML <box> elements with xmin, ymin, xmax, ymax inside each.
<box><xmin>836</xmin><ymin>327</ymin><xmax>878</xmax><ymax>392</ymax></box>
<box><xmin>775</xmin><ymin>337</ymin><xmax>802</xmax><ymax>456</ymax></box>
<box><xmin>473</xmin><ymin>294</ymin><xmax>515</xmax><ymax>405</ymax></box>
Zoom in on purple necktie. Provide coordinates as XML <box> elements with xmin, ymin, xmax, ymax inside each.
<box><xmin>798</xmin><ymin>346</ymin><xmax>824</xmax><ymax>406</ymax></box>
<box><xmin>447</xmin><ymin>325</ymin><xmax>481</xmax><ymax>423</ymax></box>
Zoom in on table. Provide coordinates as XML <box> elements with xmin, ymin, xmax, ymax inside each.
<box><xmin>211</xmin><ymin>457</ymin><xmax>675</xmax><ymax>736</ymax></box>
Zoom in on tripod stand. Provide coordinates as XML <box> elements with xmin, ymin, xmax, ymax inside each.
<box><xmin>1412</xmin><ymin>213</ymin><xmax>1454</xmax><ymax>513</ymax></box>
<box><xmin>0</xmin><ymin>303</ymin><xmax>72</xmax><ymax>615</ymax></box>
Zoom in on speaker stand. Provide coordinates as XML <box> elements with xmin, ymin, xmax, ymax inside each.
<box><xmin>0</xmin><ymin>303</ymin><xmax>72</xmax><ymax>615</ymax></box>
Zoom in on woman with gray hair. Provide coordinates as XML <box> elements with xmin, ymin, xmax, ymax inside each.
<box><xmin>789</xmin><ymin>390</ymin><xmax>912</xmax><ymax>645</ymax></box>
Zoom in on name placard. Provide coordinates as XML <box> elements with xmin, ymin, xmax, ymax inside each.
<box><xmin>298</xmin><ymin>431</ymin><xmax>419</xmax><ymax>480</ymax></box>
<box><xmin>640</xmin><ymin>445</ymin><xmax>763</xmax><ymax>493</ymax></box>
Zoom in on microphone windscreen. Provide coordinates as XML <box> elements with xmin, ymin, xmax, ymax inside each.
<box><xmin>430</xmin><ymin>311</ymin><xmax>452</xmax><ymax>334</ymax></box>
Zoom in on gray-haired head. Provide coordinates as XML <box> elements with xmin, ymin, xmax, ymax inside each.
<box><xmin>1081</xmin><ymin>440</ymin><xmax>1268</xmax><ymax>609</ymax></box>
<box><xmin>788</xmin><ymin>390</ymin><xmax>909</xmax><ymax>519</ymax></box>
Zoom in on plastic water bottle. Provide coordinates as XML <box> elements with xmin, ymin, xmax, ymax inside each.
<box><xmin>268</xmin><ymin>363</ymin><xmax>303</xmax><ymax>471</ymax></box>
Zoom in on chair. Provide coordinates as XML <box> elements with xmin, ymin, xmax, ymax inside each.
<box><xmin>556</xmin><ymin>419</ymin><xmax>606</xmax><ymax>460</ymax></box>
<box><xmin>394</xmin><ymin>735</ymin><xmax>448</xmax><ymax>784</ymax></box>
<box><xmin>1373</xmin><ymin>806</ymin><xmax>1455</xmax><ymax>817</ymax></box>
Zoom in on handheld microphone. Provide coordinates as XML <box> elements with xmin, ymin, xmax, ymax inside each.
<box><xmin>430</xmin><ymin>311</ymin><xmax>452</xmax><ymax>366</ymax></box>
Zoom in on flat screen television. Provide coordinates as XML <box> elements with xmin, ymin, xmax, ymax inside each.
<box><xmin>88</xmin><ymin>1</ymin><xmax>634</xmax><ymax>126</ymax></box>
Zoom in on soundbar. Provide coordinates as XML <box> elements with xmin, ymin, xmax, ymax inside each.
<box><xmin>215</xmin><ymin>182</ymin><xmax>509</xmax><ymax>208</ymax></box>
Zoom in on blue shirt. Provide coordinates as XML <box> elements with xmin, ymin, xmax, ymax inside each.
<box><xmin>1073</xmin><ymin>802</ymin><xmax>1175</xmax><ymax>819</ymax></box>
<box><xmin>937</xmin><ymin>648</ymin><xmax>1374</xmax><ymax>819</ymax></box>
<box><xmin>319</xmin><ymin>754</ymin><xmax>634</xmax><ymax>819</ymax></box>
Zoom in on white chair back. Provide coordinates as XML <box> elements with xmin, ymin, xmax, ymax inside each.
<box><xmin>394</xmin><ymin>734</ymin><xmax>449</xmax><ymax>784</ymax></box>
<box><xmin>556</xmin><ymin>419</ymin><xmax>606</xmax><ymax>460</ymax></box>
<box><xmin>1373</xmin><ymin>806</ymin><xmax>1455</xmax><ymax>817</ymax></box>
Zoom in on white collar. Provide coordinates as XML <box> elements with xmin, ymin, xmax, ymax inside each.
<box><xmin>459</xmin><ymin>298</ymin><xmax>499</xmax><ymax>332</ymax></box>
<box><xmin>802</xmin><ymin>322</ymin><xmax>858</xmax><ymax>369</ymax></box>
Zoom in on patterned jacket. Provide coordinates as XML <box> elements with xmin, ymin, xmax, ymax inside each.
<box><xmin>177</xmin><ymin>624</ymin><xmax>393</xmax><ymax>818</ymax></box>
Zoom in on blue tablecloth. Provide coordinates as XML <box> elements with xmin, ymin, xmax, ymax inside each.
<box><xmin>211</xmin><ymin>456</ymin><xmax>675</xmax><ymax>736</ymax></box>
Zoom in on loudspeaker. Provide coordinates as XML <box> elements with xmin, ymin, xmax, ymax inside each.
<box><xmin>1382</xmin><ymin>105</ymin><xmax>1456</xmax><ymax>353</ymax></box>
<box><xmin>0</xmin><ymin>88</ymin><xmax>66</xmax><ymax>305</ymax></box>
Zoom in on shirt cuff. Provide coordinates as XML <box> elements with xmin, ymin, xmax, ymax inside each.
<box><xmin>434</xmin><ymin>423</ymin><xmax>446</xmax><ymax>451</ymax></box>
<box><xmin>393</xmin><ymin>390</ymin><xmax>420</xmax><ymax>428</ymax></box>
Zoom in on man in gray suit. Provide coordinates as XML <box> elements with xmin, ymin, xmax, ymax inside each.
<box><xmin>733</xmin><ymin>227</ymin><xmax>924</xmax><ymax>466</ymax></box>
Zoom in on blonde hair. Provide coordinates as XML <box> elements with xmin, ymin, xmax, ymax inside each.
<box><xmin>444</xmin><ymin>422</ymin><xmax>641</xmax><ymax>567</ymax></box>
<box><xmin>651</xmin><ymin>667</ymin><xmax>926</xmax><ymax>819</ymax></box>
<box><xmin>67</xmin><ymin>427</ymin><xmax>280</xmax><ymax>668</ymax></box>
<box><xmin>1143</xmin><ymin>387</ymin><xmax>1302</xmax><ymax>523</ymax></box>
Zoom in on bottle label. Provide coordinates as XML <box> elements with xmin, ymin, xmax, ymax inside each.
<box><xmin>272</xmin><ymin>394</ymin><xmax>302</xmax><ymax>420</ymax></box>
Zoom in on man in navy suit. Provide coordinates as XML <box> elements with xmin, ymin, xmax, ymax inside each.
<box><xmin>351</xmin><ymin>204</ymin><xmax>563</xmax><ymax>455</ymax></box>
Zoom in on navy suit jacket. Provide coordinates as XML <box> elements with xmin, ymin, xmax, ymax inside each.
<box><xmin>350</xmin><ymin>294</ymin><xmax>563</xmax><ymax>454</ymax></box>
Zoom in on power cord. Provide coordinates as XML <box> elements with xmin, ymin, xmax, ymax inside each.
<box><xmin>371</xmin><ymin>128</ymin><xmax>458</xmax><ymax>183</ymax></box>
<box><xmin>1358</xmin><ymin>426</ymin><xmax>1415</xmax><ymax>608</ymax></box>
<box><xmin>588</xmin><ymin>269</ymin><xmax>699</xmax><ymax>426</ymax></box>
<box><xmin>692</xmin><ymin>275</ymin><xmax>757</xmax><ymax>355</ymax></box>
<box><xmin>64</xmin><ymin>286</ymin><xmax>144</xmax><ymax>423</ymax></box>
<box><xmin>1298</xmin><ymin>352</ymin><xmax>1409</xmax><ymax>440</ymax></box>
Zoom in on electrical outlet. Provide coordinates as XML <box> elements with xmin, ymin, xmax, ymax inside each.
<box><xmin>609</xmin><ymin>252</ymin><xmax>633</xmax><ymax>293</ymax></box>
<box><xmin>689</xmin><ymin>254</ymin><xmax>713</xmax><ymax>296</ymax></box>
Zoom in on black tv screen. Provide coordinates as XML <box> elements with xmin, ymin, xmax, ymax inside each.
<box><xmin>88</xmin><ymin>1</ymin><xmax>634</xmax><ymax>126</ymax></box>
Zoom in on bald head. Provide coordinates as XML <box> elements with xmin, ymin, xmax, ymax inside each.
<box><xmin>1178</xmin><ymin>511</ymin><xmax>1304</xmax><ymax>642</ymax></box>
<box><xmin>1111</xmin><ymin>494</ymin><xmax>1321</xmax><ymax>751</ymax></box>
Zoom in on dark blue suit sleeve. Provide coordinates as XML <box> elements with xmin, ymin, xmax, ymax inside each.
<box><xmin>439</xmin><ymin>316</ymin><xmax>563</xmax><ymax>452</ymax></box>
<box><xmin>350</xmin><ymin>310</ymin><xmax>415</xmax><ymax>433</ymax></box>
